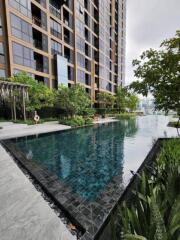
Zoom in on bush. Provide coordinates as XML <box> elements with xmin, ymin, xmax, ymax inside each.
<box><xmin>59</xmin><ymin>116</ymin><xmax>85</xmax><ymax>127</ymax></box>
<box><xmin>168</xmin><ymin>121</ymin><xmax>180</xmax><ymax>128</ymax></box>
<box><xmin>113</xmin><ymin>139</ymin><xmax>180</xmax><ymax>240</ymax></box>
<box><xmin>84</xmin><ymin>117</ymin><xmax>93</xmax><ymax>125</ymax></box>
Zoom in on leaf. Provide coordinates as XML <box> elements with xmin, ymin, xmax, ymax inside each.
<box><xmin>124</xmin><ymin>234</ymin><xmax>147</xmax><ymax>240</ymax></box>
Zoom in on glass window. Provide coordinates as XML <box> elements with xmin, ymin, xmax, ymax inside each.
<box><xmin>0</xmin><ymin>15</ymin><xmax>3</xmax><ymax>35</ymax></box>
<box><xmin>76</xmin><ymin>36</ymin><xmax>85</xmax><ymax>52</ymax></box>
<box><xmin>50</xmin><ymin>19</ymin><xmax>61</xmax><ymax>38</ymax></box>
<box><xmin>51</xmin><ymin>39</ymin><xmax>62</xmax><ymax>55</ymax></box>
<box><xmin>0</xmin><ymin>42</ymin><xmax>4</xmax><ymax>54</ymax></box>
<box><xmin>11</xmin><ymin>14</ymin><xmax>32</xmax><ymax>43</ymax></box>
<box><xmin>9</xmin><ymin>0</ymin><xmax>31</xmax><ymax>18</ymax></box>
<box><xmin>0</xmin><ymin>69</ymin><xmax>6</xmax><ymax>78</ymax></box>
<box><xmin>77</xmin><ymin>53</ymin><xmax>85</xmax><ymax>68</ymax></box>
<box><xmin>12</xmin><ymin>42</ymin><xmax>34</xmax><ymax>68</ymax></box>
<box><xmin>77</xmin><ymin>69</ymin><xmax>85</xmax><ymax>84</ymax></box>
<box><xmin>0</xmin><ymin>42</ymin><xmax>5</xmax><ymax>64</ymax></box>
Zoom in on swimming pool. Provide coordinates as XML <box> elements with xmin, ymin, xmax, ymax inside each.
<box><xmin>3</xmin><ymin>115</ymin><xmax>177</xmax><ymax>239</ymax></box>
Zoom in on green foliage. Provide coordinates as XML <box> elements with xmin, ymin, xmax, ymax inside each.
<box><xmin>127</xmin><ymin>94</ymin><xmax>139</xmax><ymax>112</ymax></box>
<box><xmin>98</xmin><ymin>92</ymin><xmax>116</xmax><ymax>110</ymax></box>
<box><xmin>168</xmin><ymin>121</ymin><xmax>180</xmax><ymax>128</ymax></box>
<box><xmin>116</xmin><ymin>87</ymin><xmax>129</xmax><ymax>112</ymax></box>
<box><xmin>116</xmin><ymin>87</ymin><xmax>139</xmax><ymax>112</ymax></box>
<box><xmin>97</xmin><ymin>88</ymin><xmax>139</xmax><ymax>114</ymax></box>
<box><xmin>55</xmin><ymin>84</ymin><xmax>92</xmax><ymax>117</ymax></box>
<box><xmin>59</xmin><ymin>115</ymin><xmax>93</xmax><ymax>127</ymax></box>
<box><xmin>130</xmin><ymin>31</ymin><xmax>180</xmax><ymax>115</ymax></box>
<box><xmin>6</xmin><ymin>72</ymin><xmax>55</xmax><ymax>113</ymax></box>
<box><xmin>84</xmin><ymin>117</ymin><xmax>93</xmax><ymax>125</ymax></box>
<box><xmin>59</xmin><ymin>116</ymin><xmax>84</xmax><ymax>127</ymax></box>
<box><xmin>114</xmin><ymin>139</ymin><xmax>180</xmax><ymax>240</ymax></box>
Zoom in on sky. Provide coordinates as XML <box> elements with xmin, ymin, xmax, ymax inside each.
<box><xmin>125</xmin><ymin>0</ymin><xmax>180</xmax><ymax>85</ymax></box>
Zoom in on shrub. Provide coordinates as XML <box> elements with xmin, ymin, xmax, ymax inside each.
<box><xmin>113</xmin><ymin>139</ymin><xmax>180</xmax><ymax>240</ymax></box>
<box><xmin>59</xmin><ymin>116</ymin><xmax>85</xmax><ymax>127</ymax></box>
<box><xmin>84</xmin><ymin>117</ymin><xmax>93</xmax><ymax>125</ymax></box>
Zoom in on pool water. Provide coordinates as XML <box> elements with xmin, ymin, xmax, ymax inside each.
<box><xmin>13</xmin><ymin>115</ymin><xmax>177</xmax><ymax>201</ymax></box>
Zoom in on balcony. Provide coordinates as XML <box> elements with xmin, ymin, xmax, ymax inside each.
<box><xmin>31</xmin><ymin>3</ymin><xmax>47</xmax><ymax>30</ymax></box>
<box><xmin>33</xmin><ymin>28</ymin><xmax>48</xmax><ymax>52</ymax></box>
<box><xmin>34</xmin><ymin>52</ymin><xmax>49</xmax><ymax>73</ymax></box>
<box><xmin>35</xmin><ymin>62</ymin><xmax>43</xmax><ymax>72</ymax></box>
<box><xmin>64</xmin><ymin>46</ymin><xmax>73</xmax><ymax>64</ymax></box>
<box><xmin>33</xmin><ymin>39</ymin><xmax>42</xmax><ymax>50</ymax></box>
<box><xmin>32</xmin><ymin>16</ymin><xmax>42</xmax><ymax>28</ymax></box>
<box><xmin>64</xmin><ymin>28</ymin><xmax>72</xmax><ymax>44</ymax></box>
<box><xmin>63</xmin><ymin>9</ymin><xmax>73</xmax><ymax>28</ymax></box>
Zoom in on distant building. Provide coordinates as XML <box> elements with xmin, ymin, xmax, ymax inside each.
<box><xmin>138</xmin><ymin>98</ymin><xmax>155</xmax><ymax>114</ymax></box>
<box><xmin>0</xmin><ymin>0</ymin><xmax>126</xmax><ymax>102</ymax></box>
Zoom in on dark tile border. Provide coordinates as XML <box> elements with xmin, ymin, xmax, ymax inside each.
<box><xmin>0</xmin><ymin>137</ymin><xmax>171</xmax><ymax>240</ymax></box>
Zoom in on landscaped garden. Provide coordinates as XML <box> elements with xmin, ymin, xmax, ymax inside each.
<box><xmin>109</xmin><ymin>138</ymin><xmax>180</xmax><ymax>240</ymax></box>
<box><xmin>0</xmin><ymin>72</ymin><xmax>139</xmax><ymax>127</ymax></box>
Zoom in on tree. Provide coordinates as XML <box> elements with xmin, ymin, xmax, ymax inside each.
<box><xmin>127</xmin><ymin>94</ymin><xmax>139</xmax><ymax>112</ymax></box>
<box><xmin>55</xmin><ymin>84</ymin><xmax>91</xmax><ymax>117</ymax></box>
<box><xmin>6</xmin><ymin>72</ymin><xmax>55</xmax><ymax>113</ymax></box>
<box><xmin>130</xmin><ymin>31</ymin><xmax>180</xmax><ymax>116</ymax></box>
<box><xmin>98</xmin><ymin>92</ymin><xmax>116</xmax><ymax>109</ymax></box>
<box><xmin>116</xmin><ymin>87</ymin><xmax>128</xmax><ymax>112</ymax></box>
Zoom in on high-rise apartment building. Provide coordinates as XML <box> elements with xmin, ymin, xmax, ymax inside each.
<box><xmin>0</xmin><ymin>0</ymin><xmax>126</xmax><ymax>101</ymax></box>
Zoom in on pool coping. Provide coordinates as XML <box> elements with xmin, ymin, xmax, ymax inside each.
<box><xmin>0</xmin><ymin>134</ymin><xmax>170</xmax><ymax>240</ymax></box>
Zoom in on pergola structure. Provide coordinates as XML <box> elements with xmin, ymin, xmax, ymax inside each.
<box><xmin>0</xmin><ymin>80</ymin><xmax>29</xmax><ymax>121</ymax></box>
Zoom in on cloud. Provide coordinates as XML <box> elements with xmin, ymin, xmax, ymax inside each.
<box><xmin>125</xmin><ymin>0</ymin><xmax>180</xmax><ymax>85</ymax></box>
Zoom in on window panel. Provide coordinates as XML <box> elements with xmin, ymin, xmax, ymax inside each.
<box><xmin>12</xmin><ymin>42</ymin><xmax>34</xmax><ymax>68</ymax></box>
<box><xmin>10</xmin><ymin>13</ymin><xmax>32</xmax><ymax>43</ymax></box>
<box><xmin>0</xmin><ymin>69</ymin><xmax>6</xmax><ymax>78</ymax></box>
<box><xmin>9</xmin><ymin>0</ymin><xmax>31</xmax><ymax>18</ymax></box>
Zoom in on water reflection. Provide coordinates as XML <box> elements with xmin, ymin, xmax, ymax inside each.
<box><xmin>14</xmin><ymin>116</ymin><xmax>176</xmax><ymax>201</ymax></box>
<box><xmin>15</xmin><ymin>118</ymin><xmax>138</xmax><ymax>200</ymax></box>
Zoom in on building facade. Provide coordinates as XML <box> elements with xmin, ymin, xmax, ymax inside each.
<box><xmin>0</xmin><ymin>0</ymin><xmax>126</xmax><ymax>101</ymax></box>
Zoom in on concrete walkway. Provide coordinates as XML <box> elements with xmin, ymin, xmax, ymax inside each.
<box><xmin>0</xmin><ymin>121</ymin><xmax>71</xmax><ymax>140</ymax></box>
<box><xmin>93</xmin><ymin>117</ymin><xmax>119</xmax><ymax>124</ymax></box>
<box><xmin>0</xmin><ymin>144</ymin><xmax>75</xmax><ymax>240</ymax></box>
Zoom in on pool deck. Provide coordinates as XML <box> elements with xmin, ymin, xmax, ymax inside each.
<box><xmin>0</xmin><ymin>144</ymin><xmax>76</xmax><ymax>240</ymax></box>
<box><xmin>0</xmin><ymin>121</ymin><xmax>71</xmax><ymax>140</ymax></box>
<box><xmin>0</xmin><ymin>118</ymin><xmax>118</xmax><ymax>140</ymax></box>
<box><xmin>0</xmin><ymin>118</ymin><xmax>119</xmax><ymax>240</ymax></box>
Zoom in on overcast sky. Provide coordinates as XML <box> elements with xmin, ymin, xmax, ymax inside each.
<box><xmin>125</xmin><ymin>0</ymin><xmax>180</xmax><ymax>85</ymax></box>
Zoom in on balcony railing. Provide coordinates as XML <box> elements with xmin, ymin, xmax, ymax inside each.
<box><xmin>33</xmin><ymin>39</ymin><xmax>43</xmax><ymax>50</ymax></box>
<box><xmin>64</xmin><ymin>34</ymin><xmax>70</xmax><ymax>44</ymax></box>
<box><xmin>35</xmin><ymin>62</ymin><xmax>44</xmax><ymax>72</ymax></box>
<box><xmin>32</xmin><ymin>16</ymin><xmax>42</xmax><ymax>27</ymax></box>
